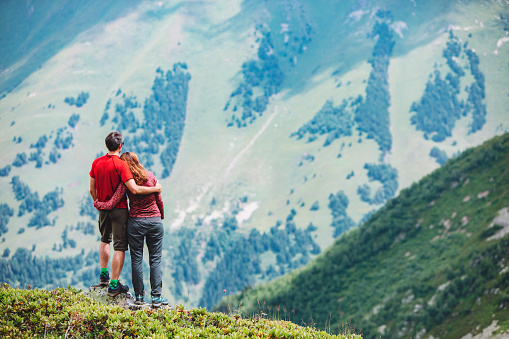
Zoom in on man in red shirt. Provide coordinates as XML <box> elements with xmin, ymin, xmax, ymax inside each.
<box><xmin>89</xmin><ymin>131</ymin><xmax>162</xmax><ymax>296</ymax></box>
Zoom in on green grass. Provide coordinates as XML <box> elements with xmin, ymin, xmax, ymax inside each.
<box><xmin>0</xmin><ymin>284</ymin><xmax>361</xmax><ymax>338</ymax></box>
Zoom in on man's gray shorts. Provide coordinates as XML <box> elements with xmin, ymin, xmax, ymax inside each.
<box><xmin>98</xmin><ymin>208</ymin><xmax>129</xmax><ymax>251</ymax></box>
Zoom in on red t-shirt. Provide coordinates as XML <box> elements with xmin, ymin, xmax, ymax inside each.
<box><xmin>89</xmin><ymin>154</ymin><xmax>133</xmax><ymax>209</ymax></box>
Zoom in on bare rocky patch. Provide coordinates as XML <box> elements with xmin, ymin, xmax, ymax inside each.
<box><xmin>487</xmin><ymin>207</ymin><xmax>509</xmax><ymax>241</ymax></box>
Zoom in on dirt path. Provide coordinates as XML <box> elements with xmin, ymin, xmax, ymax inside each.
<box><xmin>222</xmin><ymin>106</ymin><xmax>278</xmax><ymax>183</ymax></box>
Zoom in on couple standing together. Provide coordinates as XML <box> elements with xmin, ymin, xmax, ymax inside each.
<box><xmin>89</xmin><ymin>131</ymin><xmax>168</xmax><ymax>307</ymax></box>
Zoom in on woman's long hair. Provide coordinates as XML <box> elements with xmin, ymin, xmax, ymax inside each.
<box><xmin>120</xmin><ymin>152</ymin><xmax>147</xmax><ymax>185</ymax></box>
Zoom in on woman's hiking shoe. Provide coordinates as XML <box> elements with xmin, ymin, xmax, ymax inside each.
<box><xmin>91</xmin><ymin>273</ymin><xmax>110</xmax><ymax>288</ymax></box>
<box><xmin>135</xmin><ymin>295</ymin><xmax>145</xmax><ymax>305</ymax></box>
<box><xmin>152</xmin><ymin>296</ymin><xmax>169</xmax><ymax>308</ymax></box>
<box><xmin>107</xmin><ymin>281</ymin><xmax>129</xmax><ymax>297</ymax></box>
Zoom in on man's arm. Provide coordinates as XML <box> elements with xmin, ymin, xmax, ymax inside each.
<box><xmin>124</xmin><ymin>178</ymin><xmax>162</xmax><ymax>195</ymax></box>
<box><xmin>89</xmin><ymin>178</ymin><xmax>97</xmax><ymax>201</ymax></box>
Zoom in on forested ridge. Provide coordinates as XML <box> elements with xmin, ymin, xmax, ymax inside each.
<box><xmin>215</xmin><ymin>132</ymin><xmax>509</xmax><ymax>339</ymax></box>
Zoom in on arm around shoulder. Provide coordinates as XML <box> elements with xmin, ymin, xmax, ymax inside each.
<box><xmin>94</xmin><ymin>183</ymin><xmax>126</xmax><ymax>210</ymax></box>
<box><xmin>125</xmin><ymin>178</ymin><xmax>162</xmax><ymax>195</ymax></box>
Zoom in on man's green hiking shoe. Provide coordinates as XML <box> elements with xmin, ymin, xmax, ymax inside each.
<box><xmin>91</xmin><ymin>273</ymin><xmax>110</xmax><ymax>288</ymax></box>
<box><xmin>107</xmin><ymin>281</ymin><xmax>129</xmax><ymax>297</ymax></box>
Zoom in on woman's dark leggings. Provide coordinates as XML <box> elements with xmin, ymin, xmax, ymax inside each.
<box><xmin>127</xmin><ymin>216</ymin><xmax>164</xmax><ymax>297</ymax></box>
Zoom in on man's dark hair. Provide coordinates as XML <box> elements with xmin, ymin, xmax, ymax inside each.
<box><xmin>105</xmin><ymin>132</ymin><xmax>123</xmax><ymax>151</ymax></box>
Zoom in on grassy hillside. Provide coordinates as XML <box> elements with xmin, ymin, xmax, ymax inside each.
<box><xmin>214</xmin><ymin>132</ymin><xmax>509</xmax><ymax>339</ymax></box>
<box><xmin>0</xmin><ymin>0</ymin><xmax>508</xmax><ymax>309</ymax></box>
<box><xmin>0</xmin><ymin>284</ymin><xmax>360</xmax><ymax>339</ymax></box>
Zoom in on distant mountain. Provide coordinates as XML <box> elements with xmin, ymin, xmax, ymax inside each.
<box><xmin>0</xmin><ymin>0</ymin><xmax>143</xmax><ymax>97</ymax></box>
<box><xmin>0</xmin><ymin>0</ymin><xmax>508</xmax><ymax>310</ymax></box>
<box><xmin>214</xmin><ymin>132</ymin><xmax>509</xmax><ymax>339</ymax></box>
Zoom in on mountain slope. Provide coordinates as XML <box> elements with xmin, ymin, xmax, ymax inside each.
<box><xmin>0</xmin><ymin>0</ymin><xmax>508</xmax><ymax>308</ymax></box>
<box><xmin>0</xmin><ymin>0</ymin><xmax>143</xmax><ymax>96</ymax></box>
<box><xmin>214</xmin><ymin>132</ymin><xmax>509</xmax><ymax>339</ymax></box>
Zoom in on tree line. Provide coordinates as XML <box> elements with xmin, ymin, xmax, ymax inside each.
<box><xmin>357</xmin><ymin>163</ymin><xmax>399</xmax><ymax>205</ymax></box>
<box><xmin>198</xmin><ymin>218</ymin><xmax>320</xmax><ymax>309</ymax></box>
<box><xmin>10</xmin><ymin>176</ymin><xmax>64</xmax><ymax>229</ymax></box>
<box><xmin>291</xmin><ymin>100</ymin><xmax>354</xmax><ymax>147</ymax></box>
<box><xmin>0</xmin><ymin>204</ymin><xmax>14</xmax><ymax>236</ymax></box>
<box><xmin>105</xmin><ymin>63</ymin><xmax>191</xmax><ymax>178</ymax></box>
<box><xmin>64</xmin><ymin>91</ymin><xmax>89</xmax><ymax>107</ymax></box>
<box><xmin>410</xmin><ymin>30</ymin><xmax>487</xmax><ymax>142</ymax></box>
<box><xmin>225</xmin><ymin>27</ymin><xmax>284</xmax><ymax>128</ymax></box>
<box><xmin>328</xmin><ymin>190</ymin><xmax>356</xmax><ymax>238</ymax></box>
<box><xmin>354</xmin><ymin>11</ymin><xmax>395</xmax><ymax>155</ymax></box>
